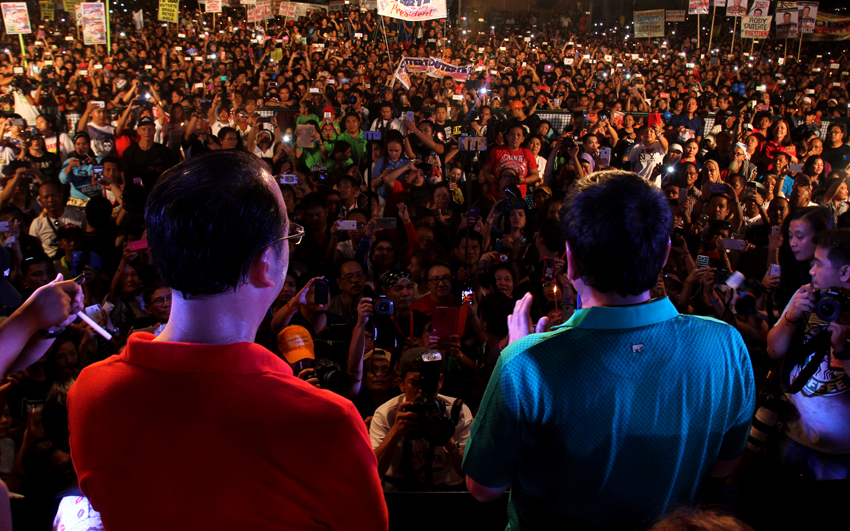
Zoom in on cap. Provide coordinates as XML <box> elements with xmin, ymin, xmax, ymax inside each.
<box><xmin>669</xmin><ymin>143</ymin><xmax>684</xmax><ymax>153</ymax></box>
<box><xmin>73</xmin><ymin>130</ymin><xmax>90</xmax><ymax>142</ymax></box>
<box><xmin>398</xmin><ymin>347</ymin><xmax>440</xmax><ymax>377</ymax></box>
<box><xmin>364</xmin><ymin>349</ymin><xmax>389</xmax><ymax>362</ymax></box>
<box><xmin>802</xmin><ymin>97</ymin><xmax>812</xmax><ymax>104</ymax></box>
<box><xmin>137</xmin><ymin>116</ymin><xmax>155</xmax><ymax>128</ymax></box>
<box><xmin>508</xmin><ymin>100</ymin><xmax>524</xmax><ymax>110</ymax></box>
<box><xmin>56</xmin><ymin>224</ymin><xmax>83</xmax><ymax>241</ymax></box>
<box><xmin>0</xmin><ymin>246</ymin><xmax>22</xmax><ymax>308</ymax></box>
<box><xmin>322</xmin><ymin>105</ymin><xmax>336</xmax><ymax>115</ymax></box>
<box><xmin>533</xmin><ymin>185</ymin><xmax>553</xmax><ymax>196</ymax></box>
<box><xmin>277</xmin><ymin>325</ymin><xmax>315</xmax><ymax>364</ymax></box>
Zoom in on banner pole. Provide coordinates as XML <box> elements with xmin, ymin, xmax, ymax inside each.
<box><xmin>730</xmin><ymin>16</ymin><xmax>737</xmax><ymax>57</ymax></box>
<box><xmin>797</xmin><ymin>28</ymin><xmax>803</xmax><ymax>62</ymax></box>
<box><xmin>697</xmin><ymin>14</ymin><xmax>700</xmax><ymax>50</ymax></box>
<box><xmin>18</xmin><ymin>34</ymin><xmax>27</xmax><ymax>68</ymax></box>
<box><xmin>708</xmin><ymin>3</ymin><xmax>716</xmax><ymax>51</ymax></box>
<box><xmin>106</xmin><ymin>0</ymin><xmax>111</xmax><ymax>56</ymax></box>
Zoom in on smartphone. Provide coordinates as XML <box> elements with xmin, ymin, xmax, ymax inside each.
<box><xmin>705</xmin><ymin>183</ymin><xmax>728</xmax><ymax>194</ymax></box>
<box><xmin>127</xmin><ymin>239</ymin><xmax>149</xmax><ymax>252</ymax></box>
<box><xmin>722</xmin><ymin>238</ymin><xmax>747</xmax><ymax>251</ymax></box>
<box><xmin>91</xmin><ymin>101</ymin><xmax>105</xmax><ymax>109</ymax></box>
<box><xmin>648</xmin><ymin>113</ymin><xmax>663</xmax><ymax>128</ymax></box>
<box><xmin>406</xmin><ymin>111</ymin><xmax>415</xmax><ymax>123</ymax></box>
<box><xmin>468</xmin><ymin>206</ymin><xmax>480</xmax><ymax>224</ymax></box>
<box><xmin>279</xmin><ymin>174</ymin><xmax>298</xmax><ymax>185</ymax></box>
<box><xmin>375</xmin><ymin>218</ymin><xmax>397</xmax><ymax>230</ymax></box>
<box><xmin>313</xmin><ymin>278</ymin><xmax>329</xmax><ymax>305</ymax></box>
<box><xmin>598</xmin><ymin>147</ymin><xmax>611</xmax><ymax>165</ymax></box>
<box><xmin>220</xmin><ymin>75</ymin><xmax>227</xmax><ymax>81</ymax></box>
<box><xmin>91</xmin><ymin>165</ymin><xmax>104</xmax><ymax>184</ymax></box>
<box><xmin>309</xmin><ymin>87</ymin><xmax>320</xmax><ymax>93</ymax></box>
<box><xmin>0</xmin><ymin>221</ymin><xmax>9</xmax><ymax>232</ymax></box>
<box><xmin>771</xmin><ymin>225</ymin><xmax>782</xmax><ymax>237</ymax></box>
<box><xmin>83</xmin><ymin>304</ymin><xmax>103</xmax><ymax>323</ymax></box>
<box><xmin>769</xmin><ymin>264</ymin><xmax>781</xmax><ymax>277</ymax></box>
<box><xmin>133</xmin><ymin>177</ymin><xmax>143</xmax><ymax>186</ymax></box>
<box><xmin>268</xmin><ymin>82</ymin><xmax>277</xmax><ymax>88</ymax></box>
<box><xmin>789</xmin><ymin>163</ymin><xmax>804</xmax><ymax>173</ymax></box>
<box><xmin>542</xmin><ymin>258</ymin><xmax>558</xmax><ymax>282</ymax></box>
<box><xmin>337</xmin><ymin>220</ymin><xmax>358</xmax><ymax>230</ymax></box>
<box><xmin>696</xmin><ymin>255</ymin><xmax>710</xmax><ymax>269</ymax></box>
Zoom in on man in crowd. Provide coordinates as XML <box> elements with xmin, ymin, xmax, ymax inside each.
<box><xmin>121</xmin><ymin>116</ymin><xmax>180</xmax><ymax>189</ymax></box>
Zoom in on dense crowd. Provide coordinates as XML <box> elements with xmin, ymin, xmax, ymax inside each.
<box><xmin>0</xmin><ymin>1</ymin><xmax>848</xmax><ymax>528</ymax></box>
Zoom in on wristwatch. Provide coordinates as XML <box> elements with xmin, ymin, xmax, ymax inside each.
<box><xmin>445</xmin><ymin>440</ymin><xmax>460</xmax><ymax>454</ymax></box>
<box><xmin>36</xmin><ymin>327</ymin><xmax>65</xmax><ymax>339</ymax></box>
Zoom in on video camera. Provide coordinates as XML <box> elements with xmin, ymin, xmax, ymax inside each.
<box><xmin>406</xmin><ymin>351</ymin><xmax>458</xmax><ymax>447</ymax></box>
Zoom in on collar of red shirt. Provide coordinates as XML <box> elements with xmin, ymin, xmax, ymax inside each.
<box><xmin>121</xmin><ymin>332</ymin><xmax>293</xmax><ymax>375</ymax></box>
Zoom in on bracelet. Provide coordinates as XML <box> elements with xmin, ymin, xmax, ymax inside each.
<box><xmin>708</xmin><ymin>298</ymin><xmax>720</xmax><ymax>305</ymax></box>
<box><xmin>286</xmin><ymin>303</ymin><xmax>299</xmax><ymax>315</ymax></box>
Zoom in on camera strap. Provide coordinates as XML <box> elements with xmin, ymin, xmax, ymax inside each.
<box><xmin>781</xmin><ymin>325</ymin><xmax>831</xmax><ymax>394</ymax></box>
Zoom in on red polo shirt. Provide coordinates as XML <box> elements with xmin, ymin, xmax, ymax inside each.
<box><xmin>68</xmin><ymin>333</ymin><xmax>388</xmax><ymax>531</ymax></box>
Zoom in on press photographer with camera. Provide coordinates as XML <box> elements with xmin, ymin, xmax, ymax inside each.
<box><xmin>463</xmin><ymin>171</ymin><xmax>755</xmax><ymax>528</ymax></box>
<box><xmin>370</xmin><ymin>347</ymin><xmax>472</xmax><ymax>491</ymax></box>
<box><xmin>765</xmin><ymin>228</ymin><xmax>850</xmax><ymax>480</ymax></box>
<box><xmin>67</xmin><ymin>151</ymin><xmax>387</xmax><ymax>531</ymax></box>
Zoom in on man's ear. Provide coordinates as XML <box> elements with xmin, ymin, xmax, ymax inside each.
<box><xmin>565</xmin><ymin>242</ymin><xmax>580</xmax><ymax>282</ymax></box>
<box><xmin>248</xmin><ymin>246</ymin><xmax>279</xmax><ymax>289</ymax></box>
<box><xmin>840</xmin><ymin>264</ymin><xmax>850</xmax><ymax>284</ymax></box>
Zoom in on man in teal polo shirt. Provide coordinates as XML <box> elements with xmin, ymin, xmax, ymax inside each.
<box><xmin>462</xmin><ymin>170</ymin><xmax>755</xmax><ymax>529</ymax></box>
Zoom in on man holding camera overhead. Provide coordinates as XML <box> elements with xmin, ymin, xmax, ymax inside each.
<box><xmin>370</xmin><ymin>347</ymin><xmax>472</xmax><ymax>491</ymax></box>
<box><xmin>766</xmin><ymin>228</ymin><xmax>850</xmax><ymax>480</ymax></box>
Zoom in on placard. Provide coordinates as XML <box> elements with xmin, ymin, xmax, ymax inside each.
<box><xmin>158</xmin><ymin>0</ymin><xmax>179</xmax><ymax>23</ymax></box>
<box><xmin>726</xmin><ymin>0</ymin><xmax>747</xmax><ymax>17</ymax></box>
<box><xmin>377</xmin><ymin>0</ymin><xmax>446</xmax><ymax>21</ymax></box>
<box><xmin>776</xmin><ymin>2</ymin><xmax>799</xmax><ymax>39</ymax></box>
<box><xmin>689</xmin><ymin>0</ymin><xmax>709</xmax><ymax>15</ymax></box>
<box><xmin>278</xmin><ymin>1</ymin><xmax>295</xmax><ymax>16</ymax></box>
<box><xmin>667</xmin><ymin>10</ymin><xmax>686</xmax><ymax>22</ymax></box>
<box><xmin>741</xmin><ymin>15</ymin><xmax>772</xmax><ymax>38</ymax></box>
<box><xmin>39</xmin><ymin>0</ymin><xmax>54</xmax><ymax>20</ymax></box>
<box><xmin>798</xmin><ymin>1</ymin><xmax>818</xmax><ymax>33</ymax></box>
<box><xmin>1</xmin><ymin>2</ymin><xmax>31</xmax><ymax>34</ymax></box>
<box><xmin>81</xmin><ymin>2</ymin><xmax>106</xmax><ymax>44</ymax></box>
<box><xmin>634</xmin><ymin>9</ymin><xmax>664</xmax><ymax>38</ymax></box>
<box><xmin>205</xmin><ymin>0</ymin><xmax>222</xmax><ymax>12</ymax></box>
<box><xmin>748</xmin><ymin>0</ymin><xmax>769</xmax><ymax>16</ymax></box>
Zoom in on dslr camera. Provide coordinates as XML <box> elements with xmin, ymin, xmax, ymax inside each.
<box><xmin>406</xmin><ymin>351</ymin><xmax>458</xmax><ymax>447</ymax></box>
<box><xmin>313</xmin><ymin>358</ymin><xmax>350</xmax><ymax>395</ymax></box>
<box><xmin>814</xmin><ymin>287</ymin><xmax>850</xmax><ymax>322</ymax></box>
<box><xmin>375</xmin><ymin>295</ymin><xmax>394</xmax><ymax>316</ymax></box>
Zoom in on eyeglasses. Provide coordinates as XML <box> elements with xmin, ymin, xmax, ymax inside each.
<box><xmin>268</xmin><ymin>223</ymin><xmax>305</xmax><ymax>247</ymax></box>
<box><xmin>150</xmin><ymin>294</ymin><xmax>172</xmax><ymax>306</ymax></box>
<box><xmin>369</xmin><ymin>364</ymin><xmax>391</xmax><ymax>377</ymax></box>
<box><xmin>341</xmin><ymin>272</ymin><xmax>365</xmax><ymax>282</ymax></box>
<box><xmin>429</xmin><ymin>276</ymin><xmax>452</xmax><ymax>285</ymax></box>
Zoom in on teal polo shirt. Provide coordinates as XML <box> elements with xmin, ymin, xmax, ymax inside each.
<box><xmin>462</xmin><ymin>297</ymin><xmax>755</xmax><ymax>530</ymax></box>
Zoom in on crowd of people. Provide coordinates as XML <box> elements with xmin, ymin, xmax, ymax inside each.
<box><xmin>0</xmin><ymin>1</ymin><xmax>848</xmax><ymax>529</ymax></box>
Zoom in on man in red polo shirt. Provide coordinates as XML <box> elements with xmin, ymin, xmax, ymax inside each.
<box><xmin>481</xmin><ymin>121</ymin><xmax>539</xmax><ymax>197</ymax></box>
<box><xmin>67</xmin><ymin>151</ymin><xmax>388</xmax><ymax>531</ymax></box>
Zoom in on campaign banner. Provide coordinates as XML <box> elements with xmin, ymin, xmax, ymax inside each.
<box><xmin>1</xmin><ymin>3</ymin><xmax>31</xmax><ymax>34</ymax></box>
<box><xmin>712</xmin><ymin>0</ymin><xmax>726</xmax><ymax>6</ymax></box>
<box><xmin>741</xmin><ymin>15</ymin><xmax>772</xmax><ymax>37</ymax></box>
<box><xmin>798</xmin><ymin>1</ymin><xmax>817</xmax><ymax>33</ymax></box>
<box><xmin>667</xmin><ymin>10</ymin><xmax>686</xmax><ymax>22</ymax></box>
<box><xmin>133</xmin><ymin>8</ymin><xmax>143</xmax><ymax>30</ymax></box>
<box><xmin>63</xmin><ymin>0</ymin><xmax>78</xmax><ymax>12</ymax></box>
<box><xmin>39</xmin><ymin>1</ymin><xmax>54</xmax><ymax>20</ymax></box>
<box><xmin>426</xmin><ymin>58</ymin><xmax>473</xmax><ymax>81</ymax></box>
<box><xmin>205</xmin><ymin>0</ymin><xmax>222</xmax><ymax>12</ymax></box>
<box><xmin>634</xmin><ymin>9</ymin><xmax>664</xmax><ymax>38</ymax></box>
<box><xmin>158</xmin><ymin>0</ymin><xmax>179</xmax><ymax>23</ymax></box>
<box><xmin>246</xmin><ymin>2</ymin><xmax>261</xmax><ymax>21</ymax></box>
<box><xmin>242</xmin><ymin>0</ymin><xmax>256</xmax><ymax>4</ymax></box>
<box><xmin>726</xmin><ymin>0</ymin><xmax>746</xmax><ymax>16</ymax></box>
<box><xmin>400</xmin><ymin>56</ymin><xmax>429</xmax><ymax>73</ymax></box>
<box><xmin>278</xmin><ymin>1</ymin><xmax>295</xmax><ymax>16</ymax></box>
<box><xmin>393</xmin><ymin>60</ymin><xmax>410</xmax><ymax>89</ymax></box>
<box><xmin>81</xmin><ymin>3</ymin><xmax>106</xmax><ymax>44</ymax></box>
<box><xmin>807</xmin><ymin>11</ymin><xmax>850</xmax><ymax>41</ymax></box>
<box><xmin>377</xmin><ymin>0</ymin><xmax>446</xmax><ymax>22</ymax></box>
<box><xmin>776</xmin><ymin>2</ymin><xmax>798</xmax><ymax>39</ymax></box>
<box><xmin>748</xmin><ymin>0</ymin><xmax>769</xmax><ymax>16</ymax></box>
<box><xmin>688</xmin><ymin>0</ymin><xmax>709</xmax><ymax>15</ymax></box>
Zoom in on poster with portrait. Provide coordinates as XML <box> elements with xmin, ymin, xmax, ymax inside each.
<box><xmin>81</xmin><ymin>2</ymin><xmax>106</xmax><ymax>45</ymax></box>
<box><xmin>798</xmin><ymin>1</ymin><xmax>818</xmax><ymax>33</ymax></box>
<box><xmin>748</xmin><ymin>0</ymin><xmax>769</xmax><ymax>16</ymax></box>
<box><xmin>726</xmin><ymin>0</ymin><xmax>747</xmax><ymax>17</ymax></box>
<box><xmin>776</xmin><ymin>2</ymin><xmax>799</xmax><ymax>38</ymax></box>
<box><xmin>689</xmin><ymin>0</ymin><xmax>709</xmax><ymax>15</ymax></box>
<box><xmin>1</xmin><ymin>2</ymin><xmax>31</xmax><ymax>34</ymax></box>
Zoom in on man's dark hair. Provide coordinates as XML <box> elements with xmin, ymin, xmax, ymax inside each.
<box><xmin>815</xmin><ymin>229</ymin><xmax>850</xmax><ymax>268</ymax></box>
<box><xmin>142</xmin><ymin>279</ymin><xmax>170</xmax><ymax>306</ymax></box>
<box><xmin>145</xmin><ymin>151</ymin><xmax>285</xmax><ymax>298</ymax></box>
<box><xmin>100</xmin><ymin>156</ymin><xmax>120</xmax><ymax>167</ymax></box>
<box><xmin>453</xmin><ymin>230</ymin><xmax>482</xmax><ymax>248</ymax></box>
<box><xmin>85</xmin><ymin>196</ymin><xmax>114</xmax><ymax>230</ymax></box>
<box><xmin>560</xmin><ymin>170</ymin><xmax>672</xmax><ymax>296</ymax></box>
<box><xmin>480</xmin><ymin>291</ymin><xmax>514</xmax><ymax>338</ymax></box>
<box><xmin>301</xmin><ymin>192</ymin><xmax>327</xmax><ymax>211</ymax></box>
<box><xmin>336</xmin><ymin>258</ymin><xmax>363</xmax><ymax>279</ymax></box>
<box><xmin>426</xmin><ymin>259</ymin><xmax>452</xmax><ymax>278</ymax></box>
<box><xmin>538</xmin><ymin>218</ymin><xmax>566</xmax><ymax>255</ymax></box>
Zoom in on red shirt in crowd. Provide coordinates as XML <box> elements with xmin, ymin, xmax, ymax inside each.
<box><xmin>68</xmin><ymin>333</ymin><xmax>388</xmax><ymax>531</ymax></box>
<box><xmin>486</xmin><ymin>146</ymin><xmax>538</xmax><ymax>197</ymax></box>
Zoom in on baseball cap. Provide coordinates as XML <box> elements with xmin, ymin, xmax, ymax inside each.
<box><xmin>398</xmin><ymin>347</ymin><xmax>439</xmax><ymax>377</ymax></box>
<box><xmin>533</xmin><ymin>185</ymin><xmax>553</xmax><ymax>196</ymax></box>
<box><xmin>508</xmin><ymin>100</ymin><xmax>524</xmax><ymax>110</ymax></box>
<box><xmin>669</xmin><ymin>144</ymin><xmax>684</xmax><ymax>153</ymax></box>
<box><xmin>138</xmin><ymin>116</ymin><xmax>155</xmax><ymax>128</ymax></box>
<box><xmin>0</xmin><ymin>246</ymin><xmax>22</xmax><ymax>308</ymax></box>
<box><xmin>322</xmin><ymin>105</ymin><xmax>336</xmax><ymax>115</ymax></box>
<box><xmin>364</xmin><ymin>349</ymin><xmax>389</xmax><ymax>362</ymax></box>
<box><xmin>277</xmin><ymin>325</ymin><xmax>315</xmax><ymax>364</ymax></box>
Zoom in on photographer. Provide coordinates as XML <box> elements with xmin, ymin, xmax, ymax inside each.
<box><xmin>58</xmin><ymin>132</ymin><xmax>102</xmax><ymax>200</ymax></box>
<box><xmin>369</xmin><ymin>347</ymin><xmax>472</xmax><ymax>491</ymax></box>
<box><xmin>120</xmin><ymin>117</ymin><xmax>180</xmax><ymax>190</ymax></box>
<box><xmin>765</xmin><ymin>228</ymin><xmax>850</xmax><ymax>480</ymax></box>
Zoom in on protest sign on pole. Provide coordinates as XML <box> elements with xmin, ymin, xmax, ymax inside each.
<box><xmin>748</xmin><ymin>0</ymin><xmax>769</xmax><ymax>15</ymax></box>
<box><xmin>1</xmin><ymin>2</ymin><xmax>31</xmax><ymax>34</ymax></box>
<box><xmin>712</xmin><ymin>0</ymin><xmax>726</xmax><ymax>6</ymax></box>
<box><xmin>634</xmin><ymin>10</ymin><xmax>665</xmax><ymax>38</ymax></box>
<box><xmin>666</xmin><ymin>10</ymin><xmax>686</xmax><ymax>22</ymax></box>
<box><xmin>798</xmin><ymin>2</ymin><xmax>818</xmax><ymax>33</ymax></box>
<box><xmin>81</xmin><ymin>2</ymin><xmax>106</xmax><ymax>44</ymax></box>
<box><xmin>158</xmin><ymin>0</ymin><xmax>179</xmax><ymax>23</ymax></box>
<box><xmin>377</xmin><ymin>0</ymin><xmax>445</xmax><ymax>21</ymax></box>
<box><xmin>741</xmin><ymin>15</ymin><xmax>772</xmax><ymax>38</ymax></box>
<box><xmin>776</xmin><ymin>2</ymin><xmax>799</xmax><ymax>39</ymax></box>
<box><xmin>205</xmin><ymin>0</ymin><xmax>222</xmax><ymax>12</ymax></box>
<box><xmin>39</xmin><ymin>1</ymin><xmax>54</xmax><ymax>20</ymax></box>
<box><xmin>726</xmin><ymin>0</ymin><xmax>746</xmax><ymax>16</ymax></box>
<box><xmin>278</xmin><ymin>1</ymin><xmax>295</xmax><ymax>16</ymax></box>
<box><xmin>689</xmin><ymin>0</ymin><xmax>709</xmax><ymax>15</ymax></box>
